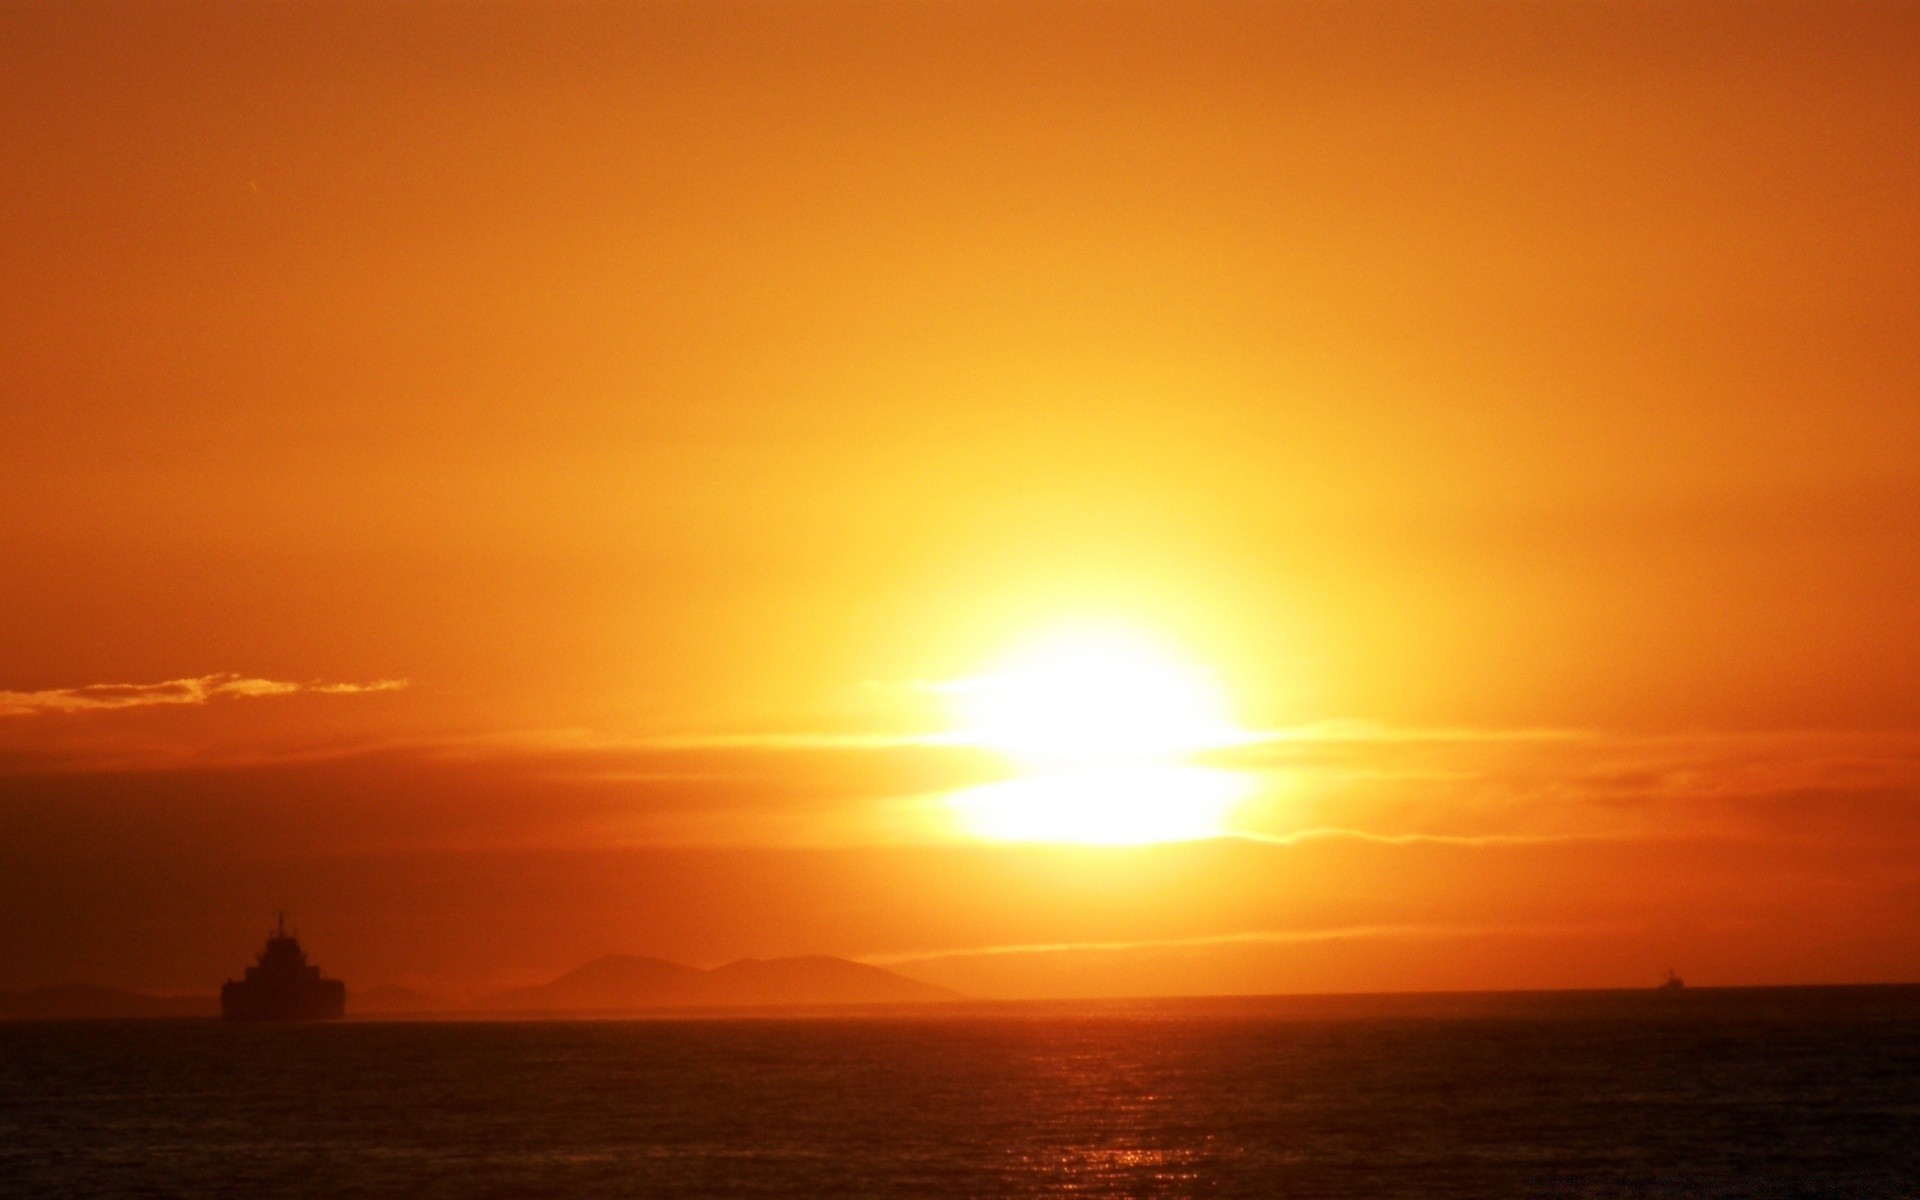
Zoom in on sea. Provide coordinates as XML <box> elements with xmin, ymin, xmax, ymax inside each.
<box><xmin>2</xmin><ymin>987</ymin><xmax>1917</xmax><ymax>1198</ymax></box>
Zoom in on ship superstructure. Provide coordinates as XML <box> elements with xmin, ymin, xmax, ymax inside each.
<box><xmin>220</xmin><ymin>913</ymin><xmax>346</xmax><ymax>1020</ymax></box>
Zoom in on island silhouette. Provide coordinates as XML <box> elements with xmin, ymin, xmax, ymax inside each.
<box><xmin>0</xmin><ymin>984</ymin><xmax>218</xmax><ymax>1021</ymax></box>
<box><xmin>3</xmin><ymin>953</ymin><xmax>957</xmax><ymax>1021</ymax></box>
<box><xmin>470</xmin><ymin>954</ymin><xmax>959</xmax><ymax>1014</ymax></box>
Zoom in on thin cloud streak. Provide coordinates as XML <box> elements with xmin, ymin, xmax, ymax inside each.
<box><xmin>1226</xmin><ymin>828</ymin><xmax>1644</xmax><ymax>848</ymax></box>
<box><xmin>0</xmin><ymin>673</ymin><xmax>407</xmax><ymax>716</ymax></box>
<box><xmin>1235</xmin><ymin>720</ymin><xmax>1598</xmax><ymax>744</ymax></box>
<box><xmin>866</xmin><ymin>921</ymin><xmax>1637</xmax><ymax>966</ymax></box>
<box><xmin>398</xmin><ymin>720</ymin><xmax>1920</xmax><ymax>762</ymax></box>
<box><xmin>637</xmin><ymin>721</ymin><xmax>1599</xmax><ymax>753</ymax></box>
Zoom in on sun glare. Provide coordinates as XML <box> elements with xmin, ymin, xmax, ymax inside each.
<box><xmin>946</xmin><ymin>628</ymin><xmax>1239</xmax><ymax>767</ymax></box>
<box><xmin>941</xmin><ymin>626</ymin><xmax>1251</xmax><ymax>844</ymax></box>
<box><xmin>948</xmin><ymin>764</ymin><xmax>1254</xmax><ymax>845</ymax></box>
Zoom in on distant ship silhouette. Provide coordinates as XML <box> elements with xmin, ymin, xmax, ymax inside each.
<box><xmin>221</xmin><ymin>913</ymin><xmax>346</xmax><ymax>1021</ymax></box>
<box><xmin>1659</xmin><ymin>968</ymin><xmax>1685</xmax><ymax>991</ymax></box>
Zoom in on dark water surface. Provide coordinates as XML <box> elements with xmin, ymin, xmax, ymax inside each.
<box><xmin>3</xmin><ymin>987</ymin><xmax>1918</xmax><ymax>1198</ymax></box>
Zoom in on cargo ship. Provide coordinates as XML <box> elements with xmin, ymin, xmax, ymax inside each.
<box><xmin>221</xmin><ymin>914</ymin><xmax>346</xmax><ymax>1020</ymax></box>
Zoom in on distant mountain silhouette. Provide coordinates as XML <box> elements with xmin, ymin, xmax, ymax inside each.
<box><xmin>476</xmin><ymin>954</ymin><xmax>958</xmax><ymax>1013</ymax></box>
<box><xmin>0</xmin><ymin>984</ymin><xmax>217</xmax><ymax>1021</ymax></box>
<box><xmin>704</xmin><ymin>956</ymin><xmax>957</xmax><ymax>1007</ymax></box>
<box><xmin>1</xmin><ymin>956</ymin><xmax>956</xmax><ymax>1021</ymax></box>
<box><xmin>354</xmin><ymin>984</ymin><xmax>455</xmax><ymax>1015</ymax></box>
<box><xmin>481</xmin><ymin>956</ymin><xmax>709</xmax><ymax>1012</ymax></box>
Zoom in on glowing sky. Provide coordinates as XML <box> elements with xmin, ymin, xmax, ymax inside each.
<box><xmin>2</xmin><ymin>0</ymin><xmax>1917</xmax><ymax>999</ymax></box>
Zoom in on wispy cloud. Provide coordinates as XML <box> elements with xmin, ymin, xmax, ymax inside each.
<box><xmin>0</xmin><ymin>674</ymin><xmax>407</xmax><ymax>716</ymax></box>
<box><xmin>1228</xmin><ymin>828</ymin><xmax>1637</xmax><ymax>848</ymax></box>
<box><xmin>866</xmin><ymin>920</ymin><xmax>1635</xmax><ymax>965</ymax></box>
<box><xmin>1232</xmin><ymin>720</ymin><xmax>1597</xmax><ymax>745</ymax></box>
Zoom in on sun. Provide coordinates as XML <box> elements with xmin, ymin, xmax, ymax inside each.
<box><xmin>945</xmin><ymin>627</ymin><xmax>1239</xmax><ymax>767</ymax></box>
<box><xmin>940</xmin><ymin>625</ymin><xmax>1251</xmax><ymax>844</ymax></box>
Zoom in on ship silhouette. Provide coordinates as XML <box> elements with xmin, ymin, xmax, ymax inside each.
<box><xmin>221</xmin><ymin>913</ymin><xmax>346</xmax><ymax>1021</ymax></box>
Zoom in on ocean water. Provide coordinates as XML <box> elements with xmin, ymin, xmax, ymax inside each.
<box><xmin>2</xmin><ymin>988</ymin><xmax>1917</xmax><ymax>1198</ymax></box>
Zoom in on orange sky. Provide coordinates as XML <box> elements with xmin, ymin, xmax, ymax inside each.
<box><xmin>2</xmin><ymin>0</ymin><xmax>1917</xmax><ymax>999</ymax></box>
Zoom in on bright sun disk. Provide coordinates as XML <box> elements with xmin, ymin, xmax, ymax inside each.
<box><xmin>941</xmin><ymin>627</ymin><xmax>1251</xmax><ymax>845</ymax></box>
<box><xmin>945</xmin><ymin>628</ymin><xmax>1239</xmax><ymax>767</ymax></box>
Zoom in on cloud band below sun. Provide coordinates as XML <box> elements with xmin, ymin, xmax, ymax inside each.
<box><xmin>861</xmin><ymin>920</ymin><xmax>1642</xmax><ymax>966</ymax></box>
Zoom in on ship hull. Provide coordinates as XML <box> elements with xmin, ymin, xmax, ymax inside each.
<box><xmin>220</xmin><ymin>978</ymin><xmax>346</xmax><ymax>1021</ymax></box>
